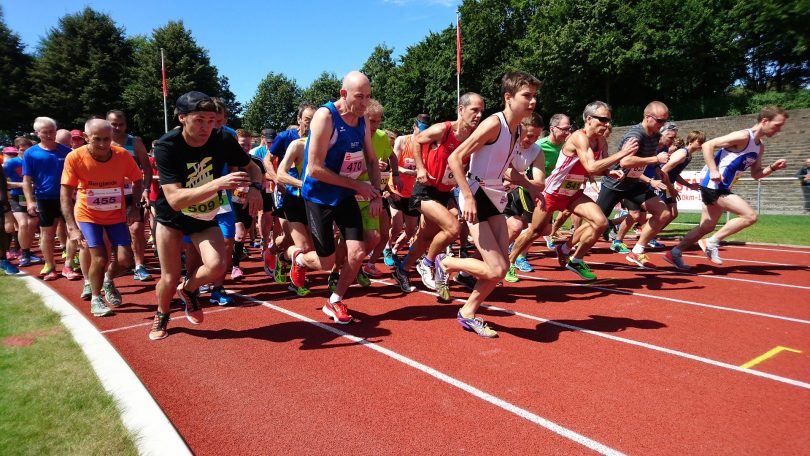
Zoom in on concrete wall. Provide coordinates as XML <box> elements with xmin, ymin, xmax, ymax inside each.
<box><xmin>605</xmin><ymin>108</ymin><xmax>810</xmax><ymax>214</ymax></box>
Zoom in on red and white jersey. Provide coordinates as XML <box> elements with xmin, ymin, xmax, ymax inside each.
<box><xmin>544</xmin><ymin>130</ymin><xmax>604</xmax><ymax>197</ymax></box>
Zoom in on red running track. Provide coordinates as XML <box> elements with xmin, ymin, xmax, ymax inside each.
<box><xmin>22</xmin><ymin>239</ymin><xmax>810</xmax><ymax>455</ymax></box>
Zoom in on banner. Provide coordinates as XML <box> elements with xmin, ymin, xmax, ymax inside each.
<box><xmin>583</xmin><ymin>171</ymin><xmax>705</xmax><ymax>212</ymax></box>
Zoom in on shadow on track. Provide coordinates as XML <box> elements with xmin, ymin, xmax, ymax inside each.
<box><xmin>491</xmin><ymin>314</ymin><xmax>667</xmax><ymax>343</ymax></box>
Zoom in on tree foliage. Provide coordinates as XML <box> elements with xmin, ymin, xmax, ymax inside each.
<box><xmin>0</xmin><ymin>6</ymin><xmax>33</xmax><ymax>135</ymax></box>
<box><xmin>27</xmin><ymin>7</ymin><xmax>133</xmax><ymax>129</ymax></box>
<box><xmin>242</xmin><ymin>72</ymin><xmax>301</xmax><ymax>133</ymax></box>
<box><xmin>300</xmin><ymin>71</ymin><xmax>340</xmax><ymax>106</ymax></box>
<box><xmin>361</xmin><ymin>45</ymin><xmax>397</xmax><ymax>111</ymax></box>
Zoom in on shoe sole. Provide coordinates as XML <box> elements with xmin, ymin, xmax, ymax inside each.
<box><xmin>149</xmin><ymin>332</ymin><xmax>168</xmax><ymax>341</ymax></box>
<box><xmin>322</xmin><ymin>306</ymin><xmax>352</xmax><ymax>324</ymax></box>
<box><xmin>457</xmin><ymin>321</ymin><xmax>497</xmax><ymax>338</ymax></box>
<box><xmin>504</xmin><ymin>276</ymin><xmax>519</xmax><ymax>283</ymax></box>
<box><xmin>662</xmin><ymin>255</ymin><xmax>690</xmax><ymax>271</ymax></box>
<box><xmin>565</xmin><ymin>264</ymin><xmax>596</xmax><ymax>280</ymax></box>
<box><xmin>177</xmin><ymin>285</ymin><xmax>204</xmax><ymax>325</ymax></box>
<box><xmin>625</xmin><ymin>256</ymin><xmax>647</xmax><ymax>268</ymax></box>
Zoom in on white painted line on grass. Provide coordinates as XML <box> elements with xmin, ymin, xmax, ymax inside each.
<box><xmin>235</xmin><ymin>293</ymin><xmax>625</xmax><ymax>456</ymax></box>
<box><xmin>20</xmin><ymin>276</ymin><xmax>191</xmax><ymax>456</ymax></box>
<box><xmin>372</xmin><ymin>279</ymin><xmax>810</xmax><ymax>391</ymax></box>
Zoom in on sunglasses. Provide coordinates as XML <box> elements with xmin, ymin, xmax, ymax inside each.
<box><xmin>590</xmin><ymin>115</ymin><xmax>612</xmax><ymax>124</ymax></box>
<box><xmin>647</xmin><ymin>114</ymin><xmax>668</xmax><ymax>124</ymax></box>
<box><xmin>553</xmin><ymin>125</ymin><xmax>572</xmax><ymax>132</ymax></box>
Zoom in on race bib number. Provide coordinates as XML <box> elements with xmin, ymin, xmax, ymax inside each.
<box><xmin>440</xmin><ymin>166</ymin><xmax>456</xmax><ymax>186</ymax></box>
<box><xmin>123</xmin><ymin>180</ymin><xmax>133</xmax><ymax>196</ymax></box>
<box><xmin>86</xmin><ymin>187</ymin><xmax>122</xmax><ymax>211</ymax></box>
<box><xmin>404</xmin><ymin>158</ymin><xmax>416</xmax><ymax>170</ymax></box>
<box><xmin>559</xmin><ymin>175</ymin><xmax>585</xmax><ymax>196</ymax></box>
<box><xmin>626</xmin><ymin>166</ymin><xmax>645</xmax><ymax>179</ymax></box>
<box><xmin>380</xmin><ymin>171</ymin><xmax>391</xmax><ymax>190</ymax></box>
<box><xmin>340</xmin><ymin>151</ymin><xmax>366</xmax><ymax>179</ymax></box>
<box><xmin>181</xmin><ymin>195</ymin><xmax>220</xmax><ymax>221</ymax></box>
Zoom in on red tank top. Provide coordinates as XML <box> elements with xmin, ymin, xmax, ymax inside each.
<box><xmin>390</xmin><ymin>134</ymin><xmax>417</xmax><ymax>198</ymax></box>
<box><xmin>424</xmin><ymin>122</ymin><xmax>462</xmax><ymax>192</ymax></box>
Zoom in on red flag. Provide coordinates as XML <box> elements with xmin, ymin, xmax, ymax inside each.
<box><xmin>456</xmin><ymin>13</ymin><xmax>461</xmax><ymax>74</ymax></box>
<box><xmin>161</xmin><ymin>51</ymin><xmax>168</xmax><ymax>97</ymax></box>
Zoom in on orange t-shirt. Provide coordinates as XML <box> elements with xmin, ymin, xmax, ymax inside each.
<box><xmin>61</xmin><ymin>145</ymin><xmax>142</xmax><ymax>224</ymax></box>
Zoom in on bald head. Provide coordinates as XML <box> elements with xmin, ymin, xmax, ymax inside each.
<box><xmin>342</xmin><ymin>70</ymin><xmax>370</xmax><ymax>91</ymax></box>
<box><xmin>85</xmin><ymin>119</ymin><xmax>113</xmax><ymax>135</ymax></box>
<box><xmin>643</xmin><ymin>101</ymin><xmax>668</xmax><ymax>117</ymax></box>
<box><xmin>339</xmin><ymin>70</ymin><xmax>372</xmax><ymax>118</ymax></box>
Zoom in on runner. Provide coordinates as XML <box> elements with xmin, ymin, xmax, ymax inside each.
<box><xmin>594</xmin><ymin>101</ymin><xmax>671</xmax><ymax>268</ymax></box>
<box><xmin>150</xmin><ymin>91</ymin><xmax>263</xmax><ymax>340</ymax></box>
<box><xmin>654</xmin><ymin>130</ymin><xmax>705</xmax><ymax>233</ymax></box>
<box><xmin>107</xmin><ymin>110</ymin><xmax>153</xmax><ymax>281</ymax></box>
<box><xmin>536</xmin><ymin>113</ymin><xmax>572</xmax><ymax>251</ymax></box>
<box><xmin>22</xmin><ymin>117</ymin><xmax>80</xmax><ymax>281</ymax></box>
<box><xmin>665</xmin><ymin>106</ymin><xmax>789</xmax><ymax>270</ymax></box>
<box><xmin>3</xmin><ymin>141</ymin><xmax>41</xmax><ymax>267</ymax></box>
<box><xmin>391</xmin><ymin>93</ymin><xmax>485</xmax><ymax>293</ymax></box>
<box><xmin>61</xmin><ymin>119</ymin><xmax>143</xmax><ymax>316</ymax></box>
<box><xmin>289</xmin><ymin>71</ymin><xmax>382</xmax><ymax>324</ymax></box>
<box><xmin>511</xmin><ymin>101</ymin><xmax>639</xmax><ymax>280</ymax></box>
<box><xmin>0</xmin><ymin>156</ymin><xmax>19</xmax><ymax>275</ymax></box>
<box><xmin>230</xmin><ymin>129</ymin><xmax>267</xmax><ymax>280</ymax></box>
<box><xmin>69</xmin><ymin>129</ymin><xmax>86</xmax><ymax>150</ymax></box>
<box><xmin>250</xmin><ymin>128</ymin><xmax>278</xmax><ymax>264</ymax></box>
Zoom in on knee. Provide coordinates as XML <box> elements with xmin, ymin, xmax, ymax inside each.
<box><xmin>743</xmin><ymin>212</ymin><xmax>758</xmax><ymax>225</ymax></box>
<box><xmin>484</xmin><ymin>259</ymin><xmax>508</xmax><ymax>281</ymax></box>
<box><xmin>594</xmin><ymin>217</ymin><xmax>608</xmax><ymax>233</ymax></box>
<box><xmin>208</xmin><ymin>260</ymin><xmax>226</xmax><ymax>279</ymax></box>
<box><xmin>319</xmin><ymin>254</ymin><xmax>335</xmax><ymax>271</ymax></box>
<box><xmin>444</xmin><ymin>221</ymin><xmax>460</xmax><ymax>240</ymax></box>
<box><xmin>348</xmin><ymin>245</ymin><xmax>367</xmax><ymax>265</ymax></box>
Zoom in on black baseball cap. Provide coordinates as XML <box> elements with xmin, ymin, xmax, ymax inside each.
<box><xmin>262</xmin><ymin>128</ymin><xmax>277</xmax><ymax>140</ymax></box>
<box><xmin>175</xmin><ymin>91</ymin><xmax>215</xmax><ymax>115</ymax></box>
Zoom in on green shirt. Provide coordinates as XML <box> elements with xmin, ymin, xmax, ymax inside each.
<box><xmin>537</xmin><ymin>136</ymin><xmax>564</xmax><ymax>177</ymax></box>
<box><xmin>358</xmin><ymin>129</ymin><xmax>393</xmax><ymax>184</ymax></box>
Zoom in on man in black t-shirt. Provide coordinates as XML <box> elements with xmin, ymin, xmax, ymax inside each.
<box><xmin>149</xmin><ymin>91</ymin><xmax>263</xmax><ymax>340</ymax></box>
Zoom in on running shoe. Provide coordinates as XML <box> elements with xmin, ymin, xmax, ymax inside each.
<box><xmin>230</xmin><ymin>266</ymin><xmax>244</xmax><ymax>280</ymax></box>
<box><xmin>209</xmin><ymin>287</ymin><xmax>234</xmax><ymax>306</ymax></box>
<box><xmin>28</xmin><ymin>254</ymin><xmax>42</xmax><ymax>264</ymax></box>
<box><xmin>554</xmin><ymin>244</ymin><xmax>569</xmax><ymax>268</ymax></box>
<box><xmin>514</xmin><ymin>256</ymin><xmax>534</xmax><ymax>272</ymax></box>
<box><xmin>274</xmin><ymin>255</ymin><xmax>289</xmax><ymax>284</ymax></box>
<box><xmin>90</xmin><ymin>296</ymin><xmax>114</xmax><ymax>317</ymax></box>
<box><xmin>626</xmin><ymin>252</ymin><xmax>655</xmax><ymax>268</ymax></box>
<box><xmin>288</xmin><ymin>284</ymin><xmax>311</xmax><ymax>297</ymax></box>
<box><xmin>61</xmin><ymin>266</ymin><xmax>81</xmax><ymax>281</ymax></box>
<box><xmin>504</xmin><ymin>264</ymin><xmax>519</xmax><ymax>283</ymax></box>
<box><xmin>433</xmin><ymin>253</ymin><xmax>450</xmax><ymax>301</ymax></box>
<box><xmin>18</xmin><ymin>255</ymin><xmax>31</xmax><ymax>267</ymax></box>
<box><xmin>71</xmin><ymin>254</ymin><xmax>80</xmax><ymax>270</ymax></box>
<box><xmin>177</xmin><ymin>282</ymin><xmax>204</xmax><ymax>325</ymax></box>
<box><xmin>42</xmin><ymin>269</ymin><xmax>59</xmax><ymax>281</ymax></box>
<box><xmin>6</xmin><ymin>249</ymin><xmax>20</xmax><ymax>260</ymax></box>
<box><xmin>647</xmin><ymin>238</ymin><xmax>665</xmax><ymax>249</ymax></box>
<box><xmin>362</xmin><ymin>262</ymin><xmax>382</xmax><ymax>278</ymax></box>
<box><xmin>544</xmin><ymin>236</ymin><xmax>555</xmax><ymax>250</ymax></box>
<box><xmin>327</xmin><ymin>271</ymin><xmax>339</xmax><ymax>293</ymax></box>
<box><xmin>610</xmin><ymin>240</ymin><xmax>631</xmax><ymax>253</ymax></box>
<box><xmin>133</xmin><ymin>264</ymin><xmax>151</xmax><ymax>281</ymax></box>
<box><xmin>149</xmin><ymin>311</ymin><xmax>170</xmax><ymax>340</ymax></box>
<box><xmin>239</xmin><ymin>249</ymin><xmax>249</xmax><ymax>261</ymax></box>
<box><xmin>80</xmin><ymin>281</ymin><xmax>92</xmax><ymax>301</ymax></box>
<box><xmin>0</xmin><ymin>259</ymin><xmax>19</xmax><ymax>275</ymax></box>
<box><xmin>356</xmin><ymin>270</ymin><xmax>371</xmax><ymax>287</ymax></box>
<box><xmin>663</xmin><ymin>250</ymin><xmax>690</xmax><ymax>271</ymax></box>
<box><xmin>391</xmin><ymin>265</ymin><xmax>415</xmax><ymax>292</ymax></box>
<box><xmin>289</xmin><ymin>250</ymin><xmax>307</xmax><ymax>288</ymax></box>
<box><xmin>453</xmin><ymin>273</ymin><xmax>477</xmax><ymax>290</ymax></box>
<box><xmin>102</xmin><ymin>281</ymin><xmax>122</xmax><ymax>307</ymax></box>
<box><xmin>565</xmin><ymin>259</ymin><xmax>597</xmax><ymax>280</ymax></box>
<box><xmin>457</xmin><ymin>311</ymin><xmax>497</xmax><ymax>338</ymax></box>
<box><xmin>263</xmin><ymin>248</ymin><xmax>276</xmax><ymax>277</ymax></box>
<box><xmin>198</xmin><ymin>283</ymin><xmax>211</xmax><ymax>294</ymax></box>
<box><xmin>383</xmin><ymin>248</ymin><xmax>396</xmax><ymax>267</ymax></box>
<box><xmin>416</xmin><ymin>258</ymin><xmax>436</xmax><ymax>290</ymax></box>
<box><xmin>323</xmin><ymin>300</ymin><xmax>352</xmax><ymax>324</ymax></box>
<box><xmin>698</xmin><ymin>238</ymin><xmax>723</xmax><ymax>265</ymax></box>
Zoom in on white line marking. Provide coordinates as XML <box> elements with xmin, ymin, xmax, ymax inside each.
<box><xmin>101</xmin><ymin>306</ymin><xmax>237</xmax><ymax>334</ymax></box>
<box><xmin>731</xmin><ymin>245</ymin><xmax>810</xmax><ymax>254</ymax></box>
<box><xmin>18</xmin><ymin>276</ymin><xmax>191</xmax><ymax>456</ymax></box>
<box><xmin>235</xmin><ymin>293</ymin><xmax>625</xmax><ymax>456</ymax></box>
<box><xmin>679</xmin><ymin>253</ymin><xmax>807</xmax><ymax>268</ymax></box>
<box><xmin>515</xmin><ymin>273</ymin><xmax>810</xmax><ymax>325</ymax></box>
<box><xmin>372</xmin><ymin>279</ymin><xmax>810</xmax><ymax>391</ymax></box>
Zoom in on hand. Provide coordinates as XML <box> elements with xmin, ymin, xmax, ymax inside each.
<box><xmin>377</xmin><ymin>159</ymin><xmax>388</xmax><ymax>171</ymax></box>
<box><xmin>27</xmin><ymin>202</ymin><xmax>38</xmax><ymax>217</ymax></box>
<box><xmin>216</xmin><ymin>171</ymin><xmax>250</xmax><ymax>191</ymax></box>
<box><xmin>656</xmin><ymin>151</ymin><xmax>670</xmax><ymax>164</ymax></box>
<box><xmin>368</xmin><ymin>196</ymin><xmax>382</xmax><ymax>217</ymax></box>
<box><xmin>461</xmin><ymin>194</ymin><xmax>477</xmax><ymax>224</ymax></box>
<box><xmin>689</xmin><ymin>182</ymin><xmax>701</xmax><ymax>190</ymax></box>
<box><xmin>67</xmin><ymin>225</ymin><xmax>86</xmax><ymax>248</ymax></box>
<box><xmin>608</xmin><ymin>169</ymin><xmax>625</xmax><ymax>181</ymax></box>
<box><xmin>416</xmin><ymin>167</ymin><xmax>428</xmax><ymax>184</ymax></box>
<box><xmin>620</xmin><ymin>138</ymin><xmax>639</xmax><ymax>156</ymax></box>
<box><xmin>246</xmin><ymin>187</ymin><xmax>262</xmax><ymax>217</ymax></box>
<box><xmin>140</xmin><ymin>192</ymin><xmax>150</xmax><ymax>209</ymax></box>
<box><xmin>355</xmin><ymin>181</ymin><xmax>380</xmax><ymax>202</ymax></box>
<box><xmin>392</xmin><ymin>175</ymin><xmax>403</xmax><ymax>192</ymax></box>
<box><xmin>710</xmin><ymin>169</ymin><xmax>722</xmax><ymax>183</ymax></box>
<box><xmin>650</xmin><ymin>179</ymin><xmax>668</xmax><ymax>191</ymax></box>
<box><xmin>771</xmin><ymin>159</ymin><xmax>788</xmax><ymax>171</ymax></box>
<box><xmin>670</xmin><ymin>186</ymin><xmax>680</xmax><ymax>201</ymax></box>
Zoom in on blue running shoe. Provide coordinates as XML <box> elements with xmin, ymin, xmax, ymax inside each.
<box><xmin>383</xmin><ymin>248</ymin><xmax>395</xmax><ymax>267</ymax></box>
<box><xmin>0</xmin><ymin>259</ymin><xmax>20</xmax><ymax>275</ymax></box>
<box><xmin>514</xmin><ymin>256</ymin><xmax>534</xmax><ymax>272</ymax></box>
<box><xmin>209</xmin><ymin>287</ymin><xmax>234</xmax><ymax>306</ymax></box>
<box><xmin>133</xmin><ymin>264</ymin><xmax>151</xmax><ymax>281</ymax></box>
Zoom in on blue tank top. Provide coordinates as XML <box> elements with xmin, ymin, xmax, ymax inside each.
<box><xmin>301</xmin><ymin>101</ymin><xmax>366</xmax><ymax>206</ymax></box>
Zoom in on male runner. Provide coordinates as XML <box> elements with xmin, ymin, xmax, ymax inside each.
<box><xmin>535</xmin><ymin>113</ymin><xmax>572</xmax><ymax>251</ymax></box>
<box><xmin>150</xmin><ymin>91</ymin><xmax>263</xmax><ymax>340</ymax></box>
<box><xmin>665</xmin><ymin>106</ymin><xmax>789</xmax><ymax>270</ymax></box>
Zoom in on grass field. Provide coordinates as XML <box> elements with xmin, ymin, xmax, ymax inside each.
<box><xmin>0</xmin><ymin>276</ymin><xmax>137</xmax><ymax>456</ymax></box>
<box><xmin>660</xmin><ymin>213</ymin><xmax>810</xmax><ymax>246</ymax></box>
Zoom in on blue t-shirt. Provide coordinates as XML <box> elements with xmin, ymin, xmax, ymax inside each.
<box><xmin>2</xmin><ymin>156</ymin><xmax>24</xmax><ymax>197</ymax></box>
<box><xmin>252</xmin><ymin>145</ymin><xmax>270</xmax><ymax>161</ymax></box>
<box><xmin>270</xmin><ymin>129</ymin><xmax>300</xmax><ymax>159</ymax></box>
<box><xmin>22</xmin><ymin>143</ymin><xmax>72</xmax><ymax>199</ymax></box>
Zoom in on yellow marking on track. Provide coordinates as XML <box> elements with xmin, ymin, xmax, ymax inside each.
<box><xmin>740</xmin><ymin>346</ymin><xmax>803</xmax><ymax>369</ymax></box>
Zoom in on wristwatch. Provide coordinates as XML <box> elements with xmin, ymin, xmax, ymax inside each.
<box><xmin>249</xmin><ymin>182</ymin><xmax>263</xmax><ymax>191</ymax></box>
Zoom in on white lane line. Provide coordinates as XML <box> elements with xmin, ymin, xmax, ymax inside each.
<box><xmin>515</xmin><ymin>273</ymin><xmax>810</xmax><ymax>325</ymax></box>
<box><xmin>101</xmin><ymin>306</ymin><xmax>238</xmax><ymax>334</ymax></box>
<box><xmin>372</xmin><ymin>279</ymin><xmax>810</xmax><ymax>391</ymax></box>
<box><xmin>589</xmin><ymin>259</ymin><xmax>810</xmax><ymax>291</ymax></box>
<box><xmin>679</xmin><ymin>253</ymin><xmax>807</xmax><ymax>268</ymax></box>
<box><xmin>731</xmin><ymin>245</ymin><xmax>810</xmax><ymax>254</ymax></box>
<box><xmin>19</xmin><ymin>276</ymin><xmax>191</xmax><ymax>456</ymax></box>
<box><xmin>234</xmin><ymin>293</ymin><xmax>625</xmax><ymax>456</ymax></box>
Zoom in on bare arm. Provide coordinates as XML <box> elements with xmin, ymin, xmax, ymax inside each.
<box><xmin>133</xmin><ymin>137</ymin><xmax>152</xmax><ymax>196</ymax></box>
<box><xmin>577</xmin><ymin>135</ymin><xmax>638</xmax><ymax>175</ymax></box>
<box><xmin>60</xmin><ymin>184</ymin><xmax>82</xmax><ymax>244</ymax></box>
<box><xmin>305</xmin><ymin>107</ymin><xmax>369</xmax><ymax>193</ymax></box>
<box><xmin>276</xmin><ymin>141</ymin><xmax>304</xmax><ymax>189</ymax></box>
<box><xmin>448</xmin><ymin>116</ymin><xmax>501</xmax><ymax>223</ymax></box>
<box><xmin>702</xmin><ymin>130</ymin><xmax>750</xmax><ymax>183</ymax></box>
<box><xmin>162</xmin><ymin>171</ymin><xmax>249</xmax><ymax>212</ymax></box>
<box><xmin>262</xmin><ymin>147</ymin><xmax>278</xmax><ymax>182</ymax></box>
<box><xmin>413</xmin><ymin>123</ymin><xmax>447</xmax><ymax>182</ymax></box>
<box><xmin>23</xmin><ymin>176</ymin><xmax>36</xmax><ymax>216</ymax></box>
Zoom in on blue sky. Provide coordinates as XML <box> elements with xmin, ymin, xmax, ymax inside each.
<box><xmin>4</xmin><ymin>0</ymin><xmax>461</xmax><ymax>105</ymax></box>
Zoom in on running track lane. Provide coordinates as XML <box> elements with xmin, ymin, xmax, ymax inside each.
<box><xmin>21</xmin><ymin>242</ymin><xmax>810</xmax><ymax>454</ymax></box>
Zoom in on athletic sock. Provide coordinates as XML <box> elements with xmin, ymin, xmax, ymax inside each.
<box><xmin>295</xmin><ymin>251</ymin><xmax>306</xmax><ymax>267</ymax></box>
<box><xmin>422</xmin><ymin>256</ymin><xmax>434</xmax><ymax>267</ymax></box>
<box><xmin>707</xmin><ymin>236</ymin><xmax>719</xmax><ymax>247</ymax></box>
<box><xmin>329</xmin><ymin>293</ymin><xmax>342</xmax><ymax>304</ymax></box>
<box><xmin>570</xmin><ymin>257</ymin><xmax>583</xmax><ymax>264</ymax></box>
<box><xmin>233</xmin><ymin>242</ymin><xmax>244</xmax><ymax>266</ymax></box>
<box><xmin>631</xmin><ymin>244</ymin><xmax>645</xmax><ymax>255</ymax></box>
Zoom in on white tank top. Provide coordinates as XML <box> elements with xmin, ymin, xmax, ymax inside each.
<box><xmin>467</xmin><ymin>112</ymin><xmax>520</xmax><ymax>186</ymax></box>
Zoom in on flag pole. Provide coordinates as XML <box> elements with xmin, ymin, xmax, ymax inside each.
<box><xmin>456</xmin><ymin>11</ymin><xmax>461</xmax><ymax>104</ymax></box>
<box><xmin>161</xmin><ymin>48</ymin><xmax>168</xmax><ymax>133</ymax></box>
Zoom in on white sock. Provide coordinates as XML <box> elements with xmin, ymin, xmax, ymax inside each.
<box><xmin>104</xmin><ymin>273</ymin><xmax>112</xmax><ymax>283</ymax></box>
<box><xmin>570</xmin><ymin>257</ymin><xmax>582</xmax><ymax>264</ymax></box>
<box><xmin>329</xmin><ymin>293</ymin><xmax>342</xmax><ymax>304</ymax></box>
<box><xmin>632</xmin><ymin>244</ymin><xmax>645</xmax><ymax>255</ymax></box>
<box><xmin>295</xmin><ymin>250</ymin><xmax>306</xmax><ymax>267</ymax></box>
<box><xmin>707</xmin><ymin>236</ymin><xmax>719</xmax><ymax>247</ymax></box>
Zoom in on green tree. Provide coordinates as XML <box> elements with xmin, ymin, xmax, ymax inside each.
<box><xmin>217</xmin><ymin>75</ymin><xmax>242</xmax><ymax>127</ymax></box>
<box><xmin>27</xmin><ymin>7</ymin><xmax>133</xmax><ymax>128</ymax></box>
<box><xmin>300</xmin><ymin>71</ymin><xmax>340</xmax><ymax>106</ymax></box>
<box><xmin>0</xmin><ymin>6</ymin><xmax>33</xmax><ymax>135</ymax></box>
<box><xmin>243</xmin><ymin>72</ymin><xmax>301</xmax><ymax>133</ymax></box>
<box><xmin>123</xmin><ymin>21</ymin><xmax>223</xmax><ymax>141</ymax></box>
<box><xmin>361</xmin><ymin>44</ymin><xmax>397</xmax><ymax>111</ymax></box>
